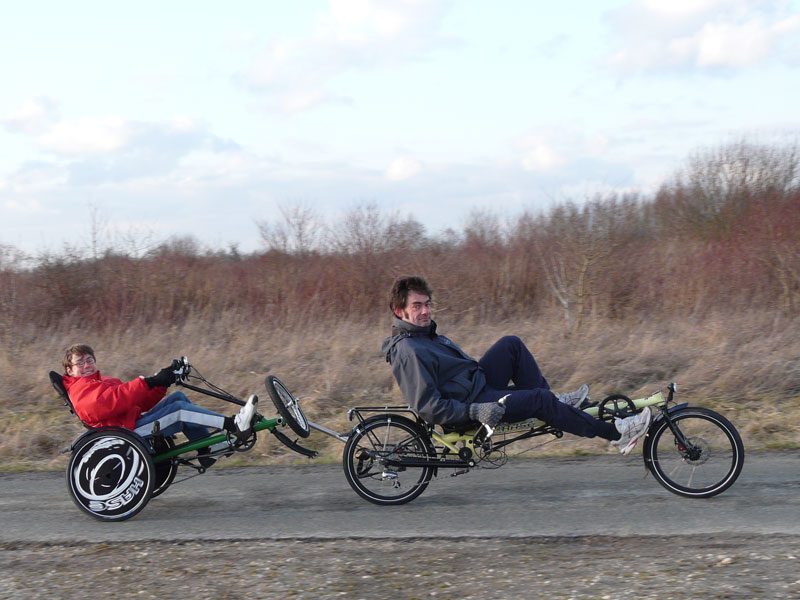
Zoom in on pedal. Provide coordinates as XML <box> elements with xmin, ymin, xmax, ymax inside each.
<box><xmin>450</xmin><ymin>469</ymin><xmax>470</xmax><ymax>477</ymax></box>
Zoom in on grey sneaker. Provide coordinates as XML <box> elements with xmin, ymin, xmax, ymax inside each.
<box><xmin>557</xmin><ymin>384</ymin><xmax>589</xmax><ymax>408</ymax></box>
<box><xmin>612</xmin><ymin>407</ymin><xmax>653</xmax><ymax>455</ymax></box>
<box><xmin>234</xmin><ymin>394</ymin><xmax>258</xmax><ymax>432</ymax></box>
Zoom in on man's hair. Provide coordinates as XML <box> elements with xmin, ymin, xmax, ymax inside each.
<box><xmin>390</xmin><ymin>276</ymin><xmax>433</xmax><ymax>314</ymax></box>
<box><xmin>63</xmin><ymin>344</ymin><xmax>95</xmax><ymax>373</ymax></box>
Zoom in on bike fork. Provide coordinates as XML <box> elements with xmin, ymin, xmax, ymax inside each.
<box><xmin>657</xmin><ymin>405</ymin><xmax>693</xmax><ymax>454</ymax></box>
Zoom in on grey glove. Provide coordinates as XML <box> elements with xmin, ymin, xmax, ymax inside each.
<box><xmin>468</xmin><ymin>401</ymin><xmax>505</xmax><ymax>427</ymax></box>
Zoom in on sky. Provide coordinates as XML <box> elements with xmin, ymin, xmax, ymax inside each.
<box><xmin>2</xmin><ymin>0</ymin><xmax>799</xmax><ymax>257</ymax></box>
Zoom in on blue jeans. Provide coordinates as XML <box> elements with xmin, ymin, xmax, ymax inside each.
<box><xmin>472</xmin><ymin>336</ymin><xmax>618</xmax><ymax>440</ymax></box>
<box><xmin>133</xmin><ymin>391</ymin><xmax>226</xmax><ymax>441</ymax></box>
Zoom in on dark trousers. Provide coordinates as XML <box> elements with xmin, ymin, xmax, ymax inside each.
<box><xmin>473</xmin><ymin>336</ymin><xmax>618</xmax><ymax>440</ymax></box>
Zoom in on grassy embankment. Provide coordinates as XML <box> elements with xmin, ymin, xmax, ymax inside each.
<box><xmin>2</xmin><ymin>308</ymin><xmax>798</xmax><ymax>472</ymax></box>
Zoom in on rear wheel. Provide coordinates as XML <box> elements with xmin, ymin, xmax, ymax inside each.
<box><xmin>343</xmin><ymin>415</ymin><xmax>436</xmax><ymax>506</ymax></box>
<box><xmin>266</xmin><ymin>375</ymin><xmax>310</xmax><ymax>438</ymax></box>
<box><xmin>644</xmin><ymin>407</ymin><xmax>744</xmax><ymax>498</ymax></box>
<box><xmin>66</xmin><ymin>429</ymin><xmax>155</xmax><ymax>521</ymax></box>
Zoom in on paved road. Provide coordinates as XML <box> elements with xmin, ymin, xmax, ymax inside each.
<box><xmin>1</xmin><ymin>450</ymin><xmax>797</xmax><ymax>543</ymax></box>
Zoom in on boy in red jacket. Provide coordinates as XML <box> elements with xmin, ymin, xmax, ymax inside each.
<box><xmin>62</xmin><ymin>344</ymin><xmax>257</xmax><ymax>465</ymax></box>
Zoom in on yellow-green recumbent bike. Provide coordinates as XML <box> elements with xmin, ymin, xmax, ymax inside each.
<box><xmin>342</xmin><ymin>383</ymin><xmax>745</xmax><ymax>506</ymax></box>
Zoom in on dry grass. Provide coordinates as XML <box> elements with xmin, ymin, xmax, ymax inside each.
<box><xmin>2</xmin><ymin>309</ymin><xmax>799</xmax><ymax>471</ymax></box>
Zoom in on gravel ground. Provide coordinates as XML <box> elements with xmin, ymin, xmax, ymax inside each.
<box><xmin>2</xmin><ymin>534</ymin><xmax>798</xmax><ymax>599</ymax></box>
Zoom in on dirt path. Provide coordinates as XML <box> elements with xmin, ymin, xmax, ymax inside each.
<box><xmin>3</xmin><ymin>534</ymin><xmax>799</xmax><ymax>599</ymax></box>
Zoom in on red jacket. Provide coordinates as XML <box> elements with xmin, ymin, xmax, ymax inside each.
<box><xmin>63</xmin><ymin>371</ymin><xmax>167</xmax><ymax>429</ymax></box>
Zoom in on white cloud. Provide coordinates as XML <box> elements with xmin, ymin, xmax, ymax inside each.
<box><xmin>521</xmin><ymin>143</ymin><xmax>565</xmax><ymax>172</ymax></box>
<box><xmin>515</xmin><ymin>128</ymin><xmax>613</xmax><ymax>172</ymax></box>
<box><xmin>3</xmin><ymin>196</ymin><xmax>59</xmax><ymax>215</ymax></box>
<box><xmin>641</xmin><ymin>0</ymin><xmax>732</xmax><ymax>19</ymax></box>
<box><xmin>5</xmin><ymin>162</ymin><xmax>68</xmax><ymax>192</ymax></box>
<box><xmin>39</xmin><ymin>117</ymin><xmax>133</xmax><ymax>156</ymax></box>
<box><xmin>326</xmin><ymin>0</ymin><xmax>434</xmax><ymax>39</ymax></box>
<box><xmin>241</xmin><ymin>0</ymin><xmax>453</xmax><ymax>113</ymax></box>
<box><xmin>695</xmin><ymin>19</ymin><xmax>772</xmax><ymax>66</ymax></box>
<box><xmin>9</xmin><ymin>113</ymin><xmax>240</xmax><ymax>186</ymax></box>
<box><xmin>2</xmin><ymin>96</ymin><xmax>59</xmax><ymax>135</ymax></box>
<box><xmin>169</xmin><ymin>115</ymin><xmax>201</xmax><ymax>133</ymax></box>
<box><xmin>607</xmin><ymin>0</ymin><xmax>800</xmax><ymax>72</ymax></box>
<box><xmin>385</xmin><ymin>156</ymin><xmax>422</xmax><ymax>180</ymax></box>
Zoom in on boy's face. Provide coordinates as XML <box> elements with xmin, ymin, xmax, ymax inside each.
<box><xmin>67</xmin><ymin>353</ymin><xmax>98</xmax><ymax>377</ymax></box>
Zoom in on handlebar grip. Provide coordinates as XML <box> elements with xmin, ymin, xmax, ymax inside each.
<box><xmin>171</xmin><ymin>356</ymin><xmax>191</xmax><ymax>381</ymax></box>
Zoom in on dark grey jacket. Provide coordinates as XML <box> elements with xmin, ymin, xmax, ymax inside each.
<box><xmin>381</xmin><ymin>317</ymin><xmax>486</xmax><ymax>425</ymax></box>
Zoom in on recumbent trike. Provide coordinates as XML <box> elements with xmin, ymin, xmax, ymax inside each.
<box><xmin>49</xmin><ymin>357</ymin><xmax>314</xmax><ymax>521</ymax></box>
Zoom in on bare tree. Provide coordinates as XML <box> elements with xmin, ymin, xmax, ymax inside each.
<box><xmin>86</xmin><ymin>202</ymin><xmax>110</xmax><ymax>261</ymax></box>
<box><xmin>536</xmin><ymin>198</ymin><xmax>635</xmax><ymax>331</ymax></box>
<box><xmin>257</xmin><ymin>203</ymin><xmax>321</xmax><ymax>256</ymax></box>
<box><xmin>659</xmin><ymin>139</ymin><xmax>799</xmax><ymax>235</ymax></box>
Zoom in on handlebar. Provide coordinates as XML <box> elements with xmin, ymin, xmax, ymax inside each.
<box><xmin>171</xmin><ymin>356</ymin><xmax>192</xmax><ymax>382</ymax></box>
<box><xmin>667</xmin><ymin>382</ymin><xmax>677</xmax><ymax>402</ymax></box>
<box><xmin>479</xmin><ymin>394</ymin><xmax>511</xmax><ymax>442</ymax></box>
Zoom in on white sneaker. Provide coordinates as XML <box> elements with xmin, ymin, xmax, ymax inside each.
<box><xmin>612</xmin><ymin>407</ymin><xmax>653</xmax><ymax>455</ymax></box>
<box><xmin>557</xmin><ymin>384</ymin><xmax>589</xmax><ymax>408</ymax></box>
<box><xmin>234</xmin><ymin>394</ymin><xmax>258</xmax><ymax>432</ymax></box>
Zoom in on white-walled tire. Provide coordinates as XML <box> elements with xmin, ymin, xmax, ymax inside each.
<box><xmin>66</xmin><ymin>429</ymin><xmax>155</xmax><ymax>521</ymax></box>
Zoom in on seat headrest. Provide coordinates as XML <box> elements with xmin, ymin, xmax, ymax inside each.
<box><xmin>49</xmin><ymin>370</ymin><xmax>75</xmax><ymax>415</ymax></box>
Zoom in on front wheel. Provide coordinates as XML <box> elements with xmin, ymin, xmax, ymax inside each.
<box><xmin>343</xmin><ymin>415</ymin><xmax>436</xmax><ymax>506</ymax></box>
<box><xmin>66</xmin><ymin>429</ymin><xmax>155</xmax><ymax>521</ymax></box>
<box><xmin>644</xmin><ymin>407</ymin><xmax>744</xmax><ymax>498</ymax></box>
<box><xmin>265</xmin><ymin>375</ymin><xmax>310</xmax><ymax>438</ymax></box>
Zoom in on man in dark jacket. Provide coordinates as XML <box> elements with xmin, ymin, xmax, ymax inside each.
<box><xmin>382</xmin><ymin>276</ymin><xmax>652</xmax><ymax>455</ymax></box>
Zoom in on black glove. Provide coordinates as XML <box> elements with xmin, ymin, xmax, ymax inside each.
<box><xmin>468</xmin><ymin>401</ymin><xmax>505</xmax><ymax>427</ymax></box>
<box><xmin>144</xmin><ymin>365</ymin><xmax>178</xmax><ymax>390</ymax></box>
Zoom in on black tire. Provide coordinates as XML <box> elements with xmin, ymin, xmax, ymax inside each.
<box><xmin>343</xmin><ymin>415</ymin><xmax>436</xmax><ymax>506</ymax></box>
<box><xmin>150</xmin><ymin>436</ymin><xmax>178</xmax><ymax>498</ymax></box>
<box><xmin>265</xmin><ymin>375</ymin><xmax>310</xmax><ymax>438</ymax></box>
<box><xmin>66</xmin><ymin>429</ymin><xmax>155</xmax><ymax>521</ymax></box>
<box><xmin>644</xmin><ymin>407</ymin><xmax>744</xmax><ymax>498</ymax></box>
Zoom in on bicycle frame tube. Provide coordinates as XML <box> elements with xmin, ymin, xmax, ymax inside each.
<box><xmin>582</xmin><ymin>390</ymin><xmax>667</xmax><ymax>419</ymax></box>
<box><xmin>152</xmin><ymin>415</ymin><xmax>283</xmax><ymax>463</ymax></box>
<box><xmin>432</xmin><ymin>430</ymin><xmax>470</xmax><ymax>454</ymax></box>
<box><xmin>177</xmin><ymin>381</ymin><xmax>245</xmax><ymax>406</ymax></box>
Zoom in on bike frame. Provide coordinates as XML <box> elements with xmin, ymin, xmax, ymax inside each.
<box><xmin>150</xmin><ymin>415</ymin><xmax>284</xmax><ymax>464</ymax></box>
<box><xmin>147</xmin><ymin>371</ymin><xmax>315</xmax><ymax>463</ymax></box>
<box><xmin>346</xmin><ymin>386</ymin><xmax>680</xmax><ymax>470</ymax></box>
